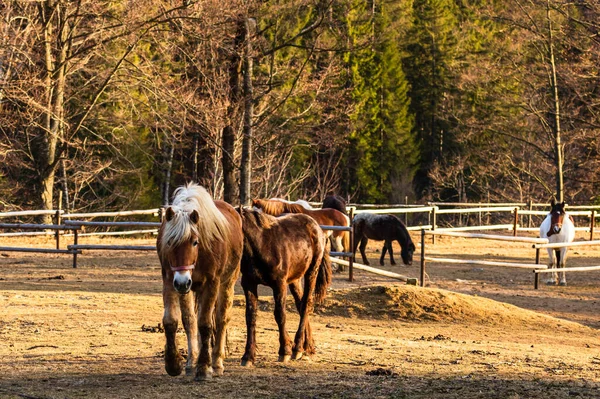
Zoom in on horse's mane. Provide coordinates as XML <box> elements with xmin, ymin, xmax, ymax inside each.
<box><xmin>161</xmin><ymin>183</ymin><xmax>229</xmax><ymax>254</ymax></box>
<box><xmin>243</xmin><ymin>207</ymin><xmax>276</xmax><ymax>229</ymax></box>
<box><xmin>281</xmin><ymin>202</ymin><xmax>307</xmax><ymax>214</ymax></box>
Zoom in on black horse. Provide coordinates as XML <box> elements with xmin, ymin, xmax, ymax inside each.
<box><xmin>321</xmin><ymin>192</ymin><xmax>347</xmax><ymax>215</ymax></box>
<box><xmin>353</xmin><ymin>213</ymin><xmax>415</xmax><ymax>266</ymax></box>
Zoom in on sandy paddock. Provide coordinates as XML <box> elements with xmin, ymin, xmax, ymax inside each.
<box><xmin>1</xmin><ymin>232</ymin><xmax>599</xmax><ymax>398</ymax></box>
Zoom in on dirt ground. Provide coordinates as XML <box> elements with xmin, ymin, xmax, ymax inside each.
<box><xmin>1</xmin><ymin>232</ymin><xmax>599</xmax><ymax>399</ymax></box>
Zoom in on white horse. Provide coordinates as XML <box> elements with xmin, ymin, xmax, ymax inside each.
<box><xmin>539</xmin><ymin>200</ymin><xmax>575</xmax><ymax>286</ymax></box>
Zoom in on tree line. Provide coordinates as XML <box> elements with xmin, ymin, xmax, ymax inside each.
<box><xmin>1</xmin><ymin>0</ymin><xmax>600</xmax><ymax>220</ymax></box>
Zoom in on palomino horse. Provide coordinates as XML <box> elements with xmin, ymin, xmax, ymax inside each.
<box><xmin>238</xmin><ymin>207</ymin><xmax>332</xmax><ymax>366</ymax></box>
<box><xmin>353</xmin><ymin>213</ymin><xmax>416</xmax><ymax>266</ymax></box>
<box><xmin>252</xmin><ymin>198</ymin><xmax>350</xmax><ymax>253</ymax></box>
<box><xmin>157</xmin><ymin>183</ymin><xmax>243</xmax><ymax>380</ymax></box>
<box><xmin>539</xmin><ymin>200</ymin><xmax>575</xmax><ymax>286</ymax></box>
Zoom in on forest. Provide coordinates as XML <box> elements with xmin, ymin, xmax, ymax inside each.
<box><xmin>1</xmin><ymin>0</ymin><xmax>600</xmax><ymax>215</ymax></box>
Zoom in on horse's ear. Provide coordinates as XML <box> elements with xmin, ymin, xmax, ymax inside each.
<box><xmin>165</xmin><ymin>207</ymin><xmax>175</xmax><ymax>222</ymax></box>
<box><xmin>237</xmin><ymin>205</ymin><xmax>244</xmax><ymax>215</ymax></box>
<box><xmin>551</xmin><ymin>198</ymin><xmax>556</xmax><ymax>208</ymax></box>
<box><xmin>189</xmin><ymin>209</ymin><xmax>200</xmax><ymax>224</ymax></box>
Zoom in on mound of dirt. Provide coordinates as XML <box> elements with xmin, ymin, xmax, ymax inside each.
<box><xmin>317</xmin><ymin>284</ymin><xmax>590</xmax><ymax>331</ymax></box>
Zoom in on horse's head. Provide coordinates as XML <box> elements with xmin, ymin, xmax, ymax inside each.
<box><xmin>401</xmin><ymin>241</ymin><xmax>416</xmax><ymax>266</ymax></box>
<box><xmin>161</xmin><ymin>206</ymin><xmax>200</xmax><ymax>295</ymax></box>
<box><xmin>548</xmin><ymin>199</ymin><xmax>566</xmax><ymax>237</ymax></box>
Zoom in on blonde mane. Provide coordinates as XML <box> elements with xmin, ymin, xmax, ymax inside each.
<box><xmin>161</xmin><ymin>183</ymin><xmax>229</xmax><ymax>254</ymax></box>
<box><xmin>252</xmin><ymin>198</ymin><xmax>307</xmax><ymax>216</ymax></box>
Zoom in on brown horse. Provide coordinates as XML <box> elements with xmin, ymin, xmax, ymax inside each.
<box><xmin>157</xmin><ymin>183</ymin><xmax>243</xmax><ymax>380</ymax></box>
<box><xmin>252</xmin><ymin>198</ymin><xmax>350</xmax><ymax>254</ymax></box>
<box><xmin>238</xmin><ymin>207</ymin><xmax>332</xmax><ymax>366</ymax></box>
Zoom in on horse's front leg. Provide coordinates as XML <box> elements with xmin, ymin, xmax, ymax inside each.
<box><xmin>195</xmin><ymin>280</ymin><xmax>218</xmax><ymax>381</ymax></box>
<box><xmin>558</xmin><ymin>248</ymin><xmax>568</xmax><ymax>286</ymax></box>
<box><xmin>273</xmin><ymin>282</ymin><xmax>293</xmax><ymax>362</ymax></box>
<box><xmin>545</xmin><ymin>248</ymin><xmax>557</xmax><ymax>285</ymax></box>
<box><xmin>179</xmin><ymin>291</ymin><xmax>198</xmax><ymax>376</ymax></box>
<box><xmin>289</xmin><ymin>281</ymin><xmax>314</xmax><ymax>356</ymax></box>
<box><xmin>212</xmin><ymin>277</ymin><xmax>237</xmax><ymax>376</ymax></box>
<box><xmin>241</xmin><ymin>279</ymin><xmax>258</xmax><ymax>367</ymax></box>
<box><xmin>162</xmin><ymin>284</ymin><xmax>184</xmax><ymax>376</ymax></box>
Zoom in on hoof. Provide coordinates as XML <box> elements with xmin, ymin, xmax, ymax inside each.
<box><xmin>300</xmin><ymin>355</ymin><xmax>311</xmax><ymax>362</ymax></box>
<box><xmin>545</xmin><ymin>280</ymin><xmax>557</xmax><ymax>286</ymax></box>
<box><xmin>240</xmin><ymin>359</ymin><xmax>253</xmax><ymax>367</ymax></box>
<box><xmin>278</xmin><ymin>354</ymin><xmax>291</xmax><ymax>363</ymax></box>
<box><xmin>559</xmin><ymin>281</ymin><xmax>567</xmax><ymax>286</ymax></box>
<box><xmin>194</xmin><ymin>371</ymin><xmax>213</xmax><ymax>381</ymax></box>
<box><xmin>185</xmin><ymin>366</ymin><xmax>194</xmax><ymax>376</ymax></box>
<box><xmin>165</xmin><ymin>361</ymin><xmax>184</xmax><ymax>377</ymax></box>
<box><xmin>292</xmin><ymin>351</ymin><xmax>303</xmax><ymax>361</ymax></box>
<box><xmin>213</xmin><ymin>367</ymin><xmax>224</xmax><ymax>377</ymax></box>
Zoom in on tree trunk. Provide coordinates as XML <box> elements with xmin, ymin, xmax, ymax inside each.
<box><xmin>222</xmin><ymin>19</ymin><xmax>245</xmax><ymax>205</ymax></box>
<box><xmin>162</xmin><ymin>140</ymin><xmax>175</xmax><ymax>206</ymax></box>
<box><xmin>239</xmin><ymin>18</ymin><xmax>255</xmax><ymax>206</ymax></box>
<box><xmin>35</xmin><ymin>0</ymin><xmax>69</xmax><ymax>223</ymax></box>
<box><xmin>547</xmin><ymin>1</ymin><xmax>563</xmax><ymax>202</ymax></box>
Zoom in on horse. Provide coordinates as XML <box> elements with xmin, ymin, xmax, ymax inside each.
<box><xmin>252</xmin><ymin>198</ymin><xmax>350</xmax><ymax>254</ymax></box>
<box><xmin>321</xmin><ymin>193</ymin><xmax>347</xmax><ymax>215</ymax></box>
<box><xmin>157</xmin><ymin>183</ymin><xmax>243</xmax><ymax>380</ymax></box>
<box><xmin>352</xmin><ymin>213</ymin><xmax>416</xmax><ymax>266</ymax></box>
<box><xmin>539</xmin><ymin>199</ymin><xmax>575</xmax><ymax>286</ymax></box>
<box><xmin>270</xmin><ymin>197</ymin><xmax>313</xmax><ymax>210</ymax></box>
<box><xmin>238</xmin><ymin>207</ymin><xmax>332</xmax><ymax>366</ymax></box>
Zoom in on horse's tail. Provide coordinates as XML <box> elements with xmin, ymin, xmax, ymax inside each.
<box><xmin>314</xmin><ymin>236</ymin><xmax>332</xmax><ymax>304</ymax></box>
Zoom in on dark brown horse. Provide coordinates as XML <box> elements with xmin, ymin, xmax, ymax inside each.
<box><xmin>157</xmin><ymin>183</ymin><xmax>243</xmax><ymax>380</ymax></box>
<box><xmin>353</xmin><ymin>213</ymin><xmax>416</xmax><ymax>266</ymax></box>
<box><xmin>238</xmin><ymin>207</ymin><xmax>332</xmax><ymax>366</ymax></box>
<box><xmin>252</xmin><ymin>198</ymin><xmax>350</xmax><ymax>253</ymax></box>
<box><xmin>322</xmin><ymin>193</ymin><xmax>347</xmax><ymax>215</ymax></box>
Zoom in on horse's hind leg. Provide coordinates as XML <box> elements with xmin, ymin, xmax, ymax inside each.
<box><xmin>273</xmin><ymin>282</ymin><xmax>293</xmax><ymax>362</ymax></box>
<box><xmin>289</xmin><ymin>281</ymin><xmax>314</xmax><ymax>357</ymax></box>
<box><xmin>179</xmin><ymin>291</ymin><xmax>198</xmax><ymax>376</ymax></box>
<box><xmin>212</xmin><ymin>278</ymin><xmax>236</xmax><ymax>376</ymax></box>
<box><xmin>380</xmin><ymin>242</ymin><xmax>388</xmax><ymax>266</ymax></box>
<box><xmin>162</xmin><ymin>285</ymin><xmax>184</xmax><ymax>376</ymax></box>
<box><xmin>241</xmin><ymin>280</ymin><xmax>259</xmax><ymax>367</ymax></box>
<box><xmin>293</xmin><ymin>258</ymin><xmax>320</xmax><ymax>361</ymax></box>
<box><xmin>359</xmin><ymin>237</ymin><xmax>370</xmax><ymax>265</ymax></box>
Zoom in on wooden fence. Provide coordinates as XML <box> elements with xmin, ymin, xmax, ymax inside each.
<box><xmin>419</xmin><ymin>229</ymin><xmax>550</xmax><ymax>289</ymax></box>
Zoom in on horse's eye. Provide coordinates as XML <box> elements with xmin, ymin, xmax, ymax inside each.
<box><xmin>193</xmin><ymin>241</ymin><xmax>198</xmax><ymax>247</ymax></box>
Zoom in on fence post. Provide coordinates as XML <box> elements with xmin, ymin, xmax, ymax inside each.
<box><xmin>534</xmin><ymin>248</ymin><xmax>540</xmax><ymax>290</ymax></box>
<box><xmin>72</xmin><ymin>229</ymin><xmax>78</xmax><ymax>268</ymax></box>
<box><xmin>590</xmin><ymin>210</ymin><xmax>595</xmax><ymax>241</ymax></box>
<box><xmin>348</xmin><ymin>207</ymin><xmax>354</xmax><ymax>283</ymax></box>
<box><xmin>431</xmin><ymin>207</ymin><xmax>437</xmax><ymax>245</ymax></box>
<box><xmin>513</xmin><ymin>207</ymin><xmax>519</xmax><ymax>236</ymax></box>
<box><xmin>527</xmin><ymin>199</ymin><xmax>533</xmax><ymax>228</ymax></box>
<box><xmin>420</xmin><ymin>229</ymin><xmax>426</xmax><ymax>287</ymax></box>
<box><xmin>54</xmin><ymin>210</ymin><xmax>61</xmax><ymax>250</ymax></box>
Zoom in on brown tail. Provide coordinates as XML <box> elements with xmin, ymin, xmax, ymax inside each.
<box><xmin>314</xmin><ymin>236</ymin><xmax>332</xmax><ymax>303</ymax></box>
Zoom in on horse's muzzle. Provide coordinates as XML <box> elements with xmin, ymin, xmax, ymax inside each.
<box><xmin>173</xmin><ymin>272</ymin><xmax>192</xmax><ymax>294</ymax></box>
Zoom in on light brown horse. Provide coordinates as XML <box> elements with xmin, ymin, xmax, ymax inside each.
<box><xmin>238</xmin><ymin>207</ymin><xmax>332</xmax><ymax>365</ymax></box>
<box><xmin>157</xmin><ymin>183</ymin><xmax>243</xmax><ymax>380</ymax></box>
<box><xmin>252</xmin><ymin>198</ymin><xmax>350</xmax><ymax>254</ymax></box>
